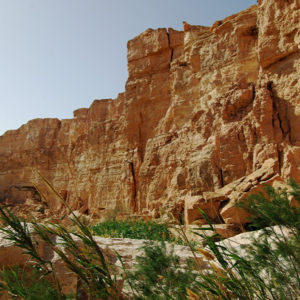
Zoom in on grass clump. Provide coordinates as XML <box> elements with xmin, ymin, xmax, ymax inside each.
<box><xmin>91</xmin><ymin>220</ymin><xmax>177</xmax><ymax>242</ymax></box>
<box><xmin>0</xmin><ymin>206</ymin><xmax>121</xmax><ymax>300</ymax></box>
<box><xmin>0</xmin><ymin>266</ymin><xmax>63</xmax><ymax>300</ymax></box>
<box><xmin>1</xmin><ymin>173</ymin><xmax>300</xmax><ymax>299</ymax></box>
<box><xmin>125</xmin><ymin>180</ymin><xmax>300</xmax><ymax>300</ymax></box>
<box><xmin>125</xmin><ymin>242</ymin><xmax>199</xmax><ymax>300</ymax></box>
<box><xmin>0</xmin><ymin>170</ymin><xmax>122</xmax><ymax>300</ymax></box>
<box><xmin>187</xmin><ymin>180</ymin><xmax>300</xmax><ymax>300</ymax></box>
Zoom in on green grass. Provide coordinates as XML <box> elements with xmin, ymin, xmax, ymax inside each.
<box><xmin>1</xmin><ymin>173</ymin><xmax>300</xmax><ymax>299</ymax></box>
<box><xmin>122</xmin><ymin>181</ymin><xmax>300</xmax><ymax>300</ymax></box>
<box><xmin>91</xmin><ymin>220</ymin><xmax>177</xmax><ymax>242</ymax></box>
<box><xmin>0</xmin><ymin>266</ymin><xmax>62</xmax><ymax>300</ymax></box>
<box><xmin>124</xmin><ymin>242</ymin><xmax>199</xmax><ymax>300</ymax></box>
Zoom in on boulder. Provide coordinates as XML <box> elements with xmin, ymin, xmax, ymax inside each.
<box><xmin>0</xmin><ymin>225</ymin><xmax>205</xmax><ymax>296</ymax></box>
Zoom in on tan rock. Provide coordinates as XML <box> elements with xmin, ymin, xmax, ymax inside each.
<box><xmin>203</xmin><ymin>192</ymin><xmax>229</xmax><ymax>202</ymax></box>
<box><xmin>150</xmin><ymin>209</ymin><xmax>160</xmax><ymax>219</ymax></box>
<box><xmin>216</xmin><ymin>225</ymin><xmax>292</xmax><ymax>256</ymax></box>
<box><xmin>0</xmin><ymin>226</ymin><xmax>205</xmax><ymax>295</ymax></box>
<box><xmin>0</xmin><ymin>0</ymin><xmax>299</xmax><ymax>226</ymax></box>
<box><xmin>184</xmin><ymin>196</ymin><xmax>205</xmax><ymax>225</ymax></box>
<box><xmin>219</xmin><ymin>160</ymin><xmax>282</xmax><ymax>225</ymax></box>
<box><xmin>184</xmin><ymin>195</ymin><xmax>222</xmax><ymax>225</ymax></box>
<box><xmin>219</xmin><ymin>201</ymin><xmax>253</xmax><ymax>225</ymax></box>
<box><xmin>172</xmin><ymin>224</ymin><xmax>241</xmax><ymax>244</ymax></box>
<box><xmin>0</xmin><ymin>236</ymin><xmax>32</xmax><ymax>268</ymax></box>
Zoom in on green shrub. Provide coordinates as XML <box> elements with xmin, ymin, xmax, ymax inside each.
<box><xmin>124</xmin><ymin>242</ymin><xmax>200</xmax><ymax>300</ymax></box>
<box><xmin>237</xmin><ymin>179</ymin><xmax>300</xmax><ymax>232</ymax></box>
<box><xmin>233</xmin><ymin>180</ymin><xmax>300</xmax><ymax>299</ymax></box>
<box><xmin>0</xmin><ymin>206</ymin><xmax>121</xmax><ymax>300</ymax></box>
<box><xmin>124</xmin><ymin>180</ymin><xmax>300</xmax><ymax>300</ymax></box>
<box><xmin>91</xmin><ymin>220</ymin><xmax>177</xmax><ymax>242</ymax></box>
<box><xmin>190</xmin><ymin>180</ymin><xmax>300</xmax><ymax>300</ymax></box>
<box><xmin>1</xmin><ymin>173</ymin><xmax>300</xmax><ymax>299</ymax></box>
<box><xmin>0</xmin><ymin>266</ymin><xmax>63</xmax><ymax>300</ymax></box>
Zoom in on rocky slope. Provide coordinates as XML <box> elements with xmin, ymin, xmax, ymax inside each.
<box><xmin>0</xmin><ymin>0</ymin><xmax>300</xmax><ymax>225</ymax></box>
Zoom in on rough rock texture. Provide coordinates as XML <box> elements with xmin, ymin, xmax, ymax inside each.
<box><xmin>0</xmin><ymin>228</ymin><xmax>204</xmax><ymax>296</ymax></box>
<box><xmin>0</xmin><ymin>0</ymin><xmax>300</xmax><ymax>223</ymax></box>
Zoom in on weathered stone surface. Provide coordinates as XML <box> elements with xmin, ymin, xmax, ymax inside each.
<box><xmin>0</xmin><ymin>0</ymin><xmax>300</xmax><ymax>224</ymax></box>
<box><xmin>215</xmin><ymin>225</ymin><xmax>292</xmax><ymax>259</ymax></box>
<box><xmin>0</xmin><ymin>227</ymin><xmax>204</xmax><ymax>296</ymax></box>
<box><xmin>184</xmin><ymin>195</ymin><xmax>222</xmax><ymax>225</ymax></box>
<box><xmin>219</xmin><ymin>158</ymin><xmax>282</xmax><ymax>225</ymax></box>
<box><xmin>184</xmin><ymin>196</ymin><xmax>205</xmax><ymax>224</ymax></box>
<box><xmin>182</xmin><ymin>158</ymin><xmax>282</xmax><ymax>226</ymax></box>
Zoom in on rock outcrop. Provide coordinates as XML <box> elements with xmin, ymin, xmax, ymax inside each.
<box><xmin>0</xmin><ymin>228</ymin><xmax>204</xmax><ymax>296</ymax></box>
<box><xmin>0</xmin><ymin>223</ymin><xmax>292</xmax><ymax>297</ymax></box>
<box><xmin>0</xmin><ymin>0</ymin><xmax>300</xmax><ymax>224</ymax></box>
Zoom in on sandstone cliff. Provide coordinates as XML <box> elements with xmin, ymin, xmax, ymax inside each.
<box><xmin>0</xmin><ymin>0</ymin><xmax>300</xmax><ymax>224</ymax></box>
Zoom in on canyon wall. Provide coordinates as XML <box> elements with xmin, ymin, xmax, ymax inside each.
<box><xmin>0</xmin><ymin>0</ymin><xmax>300</xmax><ymax>220</ymax></box>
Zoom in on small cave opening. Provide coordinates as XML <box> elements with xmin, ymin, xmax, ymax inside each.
<box><xmin>5</xmin><ymin>185</ymin><xmax>42</xmax><ymax>204</ymax></box>
<box><xmin>82</xmin><ymin>209</ymin><xmax>89</xmax><ymax>215</ymax></box>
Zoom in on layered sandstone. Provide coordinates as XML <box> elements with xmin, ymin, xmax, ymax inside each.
<box><xmin>0</xmin><ymin>0</ymin><xmax>300</xmax><ymax>224</ymax></box>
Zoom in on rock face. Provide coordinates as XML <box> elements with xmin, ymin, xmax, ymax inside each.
<box><xmin>0</xmin><ymin>228</ymin><xmax>204</xmax><ymax>296</ymax></box>
<box><xmin>0</xmin><ymin>0</ymin><xmax>300</xmax><ymax>222</ymax></box>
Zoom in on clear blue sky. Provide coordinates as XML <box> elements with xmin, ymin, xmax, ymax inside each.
<box><xmin>0</xmin><ymin>0</ymin><xmax>256</xmax><ymax>136</ymax></box>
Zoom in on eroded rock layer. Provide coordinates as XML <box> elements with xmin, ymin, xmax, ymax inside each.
<box><xmin>0</xmin><ymin>0</ymin><xmax>300</xmax><ymax>221</ymax></box>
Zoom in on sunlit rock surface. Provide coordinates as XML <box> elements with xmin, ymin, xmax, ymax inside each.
<box><xmin>0</xmin><ymin>0</ymin><xmax>300</xmax><ymax>224</ymax></box>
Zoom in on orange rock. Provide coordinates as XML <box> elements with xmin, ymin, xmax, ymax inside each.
<box><xmin>0</xmin><ymin>0</ymin><xmax>300</xmax><ymax>223</ymax></box>
<box><xmin>220</xmin><ymin>159</ymin><xmax>283</xmax><ymax>225</ymax></box>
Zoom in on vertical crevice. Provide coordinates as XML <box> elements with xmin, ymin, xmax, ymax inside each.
<box><xmin>219</xmin><ymin>168</ymin><xmax>224</xmax><ymax>188</ymax></box>
<box><xmin>253</xmin><ymin>127</ymin><xmax>258</xmax><ymax>144</ymax></box>
<box><xmin>138</xmin><ymin>147</ymin><xmax>144</xmax><ymax>164</ymax></box>
<box><xmin>252</xmin><ymin>83</ymin><xmax>256</xmax><ymax>101</ymax></box>
<box><xmin>126</xmin><ymin>161</ymin><xmax>137</xmax><ymax>212</ymax></box>
<box><xmin>269</xmin><ymin>81</ymin><xmax>290</xmax><ymax>141</ymax></box>
<box><xmin>138</xmin><ymin>111</ymin><xmax>144</xmax><ymax>162</ymax></box>
<box><xmin>166</xmin><ymin>29</ymin><xmax>174</xmax><ymax>63</ymax></box>
<box><xmin>267</xmin><ymin>81</ymin><xmax>290</xmax><ymax>176</ymax></box>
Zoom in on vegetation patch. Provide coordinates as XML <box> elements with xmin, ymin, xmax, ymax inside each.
<box><xmin>91</xmin><ymin>220</ymin><xmax>177</xmax><ymax>242</ymax></box>
<box><xmin>0</xmin><ymin>266</ymin><xmax>62</xmax><ymax>300</ymax></box>
<box><xmin>0</xmin><ymin>180</ymin><xmax>300</xmax><ymax>299</ymax></box>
